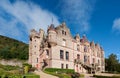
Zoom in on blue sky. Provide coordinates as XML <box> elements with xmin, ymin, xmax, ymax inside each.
<box><xmin>0</xmin><ymin>0</ymin><xmax>120</xmax><ymax>59</ymax></box>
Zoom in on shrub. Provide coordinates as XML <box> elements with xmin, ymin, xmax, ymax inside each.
<box><xmin>29</xmin><ymin>67</ymin><xmax>36</xmax><ymax>72</ymax></box>
<box><xmin>24</xmin><ymin>66</ymin><xmax>29</xmax><ymax>74</ymax></box>
<box><xmin>23</xmin><ymin>63</ymin><xmax>32</xmax><ymax>74</ymax></box>
<box><xmin>44</xmin><ymin>68</ymin><xmax>74</xmax><ymax>74</ymax></box>
<box><xmin>22</xmin><ymin>63</ymin><xmax>32</xmax><ymax>68</ymax></box>
<box><xmin>80</xmin><ymin>74</ymin><xmax>84</xmax><ymax>77</ymax></box>
<box><xmin>71</xmin><ymin>72</ymin><xmax>80</xmax><ymax>78</ymax></box>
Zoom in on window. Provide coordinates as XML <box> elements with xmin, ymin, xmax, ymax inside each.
<box><xmin>88</xmin><ymin>56</ymin><xmax>90</xmax><ymax>63</ymax></box>
<box><xmin>46</xmin><ymin>50</ymin><xmax>49</xmax><ymax>56</ymax></box>
<box><xmin>93</xmin><ymin>58</ymin><xmax>94</xmax><ymax>64</ymax></box>
<box><xmin>84</xmin><ymin>46</ymin><xmax>87</xmax><ymax>52</ymax></box>
<box><xmin>37</xmin><ymin>58</ymin><xmax>38</xmax><ymax>63</ymax></box>
<box><xmin>62</xmin><ymin>30</ymin><xmax>66</xmax><ymax>35</ymax></box>
<box><xmin>61</xmin><ymin>63</ymin><xmax>64</xmax><ymax>69</ymax></box>
<box><xmin>66</xmin><ymin>64</ymin><xmax>68</xmax><ymax>69</ymax></box>
<box><xmin>77</xmin><ymin>54</ymin><xmax>80</xmax><ymax>59</ymax></box>
<box><xmin>60</xmin><ymin>50</ymin><xmax>64</xmax><ymax>59</ymax></box>
<box><xmin>62</xmin><ymin>30</ymin><xmax>64</xmax><ymax>34</ymax></box>
<box><xmin>62</xmin><ymin>39</ymin><xmax>66</xmax><ymax>46</ymax></box>
<box><xmin>84</xmin><ymin>55</ymin><xmax>87</xmax><ymax>63</ymax></box>
<box><xmin>66</xmin><ymin>51</ymin><xmax>69</xmax><ymax>60</ymax></box>
<box><xmin>77</xmin><ymin>44</ymin><xmax>80</xmax><ymax>51</ymax></box>
<box><xmin>65</xmin><ymin>32</ymin><xmax>66</xmax><ymax>35</ymax></box>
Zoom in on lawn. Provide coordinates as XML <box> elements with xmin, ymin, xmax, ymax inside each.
<box><xmin>44</xmin><ymin>68</ymin><xmax>84</xmax><ymax>78</ymax></box>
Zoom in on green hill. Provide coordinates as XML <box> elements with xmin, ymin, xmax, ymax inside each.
<box><xmin>0</xmin><ymin>35</ymin><xmax>28</xmax><ymax>60</ymax></box>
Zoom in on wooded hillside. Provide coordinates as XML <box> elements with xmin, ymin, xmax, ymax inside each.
<box><xmin>0</xmin><ymin>35</ymin><xmax>28</xmax><ymax>60</ymax></box>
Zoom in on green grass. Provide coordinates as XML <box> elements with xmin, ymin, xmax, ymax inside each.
<box><xmin>44</xmin><ymin>68</ymin><xmax>84</xmax><ymax>78</ymax></box>
<box><xmin>23</xmin><ymin>73</ymin><xmax>40</xmax><ymax>78</ymax></box>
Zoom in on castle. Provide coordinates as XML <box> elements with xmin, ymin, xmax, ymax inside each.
<box><xmin>29</xmin><ymin>22</ymin><xmax>105</xmax><ymax>73</ymax></box>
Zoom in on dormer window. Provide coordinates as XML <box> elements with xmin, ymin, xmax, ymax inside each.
<box><xmin>62</xmin><ymin>30</ymin><xmax>64</xmax><ymax>34</ymax></box>
<box><xmin>65</xmin><ymin>32</ymin><xmax>66</xmax><ymax>35</ymax></box>
<box><xmin>62</xmin><ymin>39</ymin><xmax>66</xmax><ymax>46</ymax></box>
<box><xmin>62</xmin><ymin>30</ymin><xmax>66</xmax><ymax>35</ymax></box>
<box><xmin>84</xmin><ymin>46</ymin><xmax>87</xmax><ymax>52</ymax></box>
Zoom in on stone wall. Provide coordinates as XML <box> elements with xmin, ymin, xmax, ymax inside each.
<box><xmin>0</xmin><ymin>59</ymin><xmax>28</xmax><ymax>67</ymax></box>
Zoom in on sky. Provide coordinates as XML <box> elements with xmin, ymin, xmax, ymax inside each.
<box><xmin>0</xmin><ymin>0</ymin><xmax>120</xmax><ymax>59</ymax></box>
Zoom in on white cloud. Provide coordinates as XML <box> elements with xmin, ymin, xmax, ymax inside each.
<box><xmin>0</xmin><ymin>0</ymin><xmax>60</xmax><ymax>42</ymax></box>
<box><xmin>113</xmin><ymin>18</ymin><xmax>120</xmax><ymax>32</ymax></box>
<box><xmin>61</xmin><ymin>0</ymin><xmax>96</xmax><ymax>32</ymax></box>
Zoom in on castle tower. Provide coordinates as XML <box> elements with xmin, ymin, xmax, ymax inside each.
<box><xmin>29</xmin><ymin>28</ymin><xmax>45</xmax><ymax>69</ymax></box>
<box><xmin>29</xmin><ymin>29</ymin><xmax>36</xmax><ymax>64</ymax></box>
<box><xmin>47</xmin><ymin>24</ymin><xmax>57</xmax><ymax>46</ymax></box>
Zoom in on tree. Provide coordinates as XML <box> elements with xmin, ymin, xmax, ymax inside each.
<box><xmin>105</xmin><ymin>53</ymin><xmax>119</xmax><ymax>72</ymax></box>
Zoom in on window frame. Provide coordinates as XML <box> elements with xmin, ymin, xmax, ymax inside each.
<box><xmin>60</xmin><ymin>50</ymin><xmax>64</xmax><ymax>59</ymax></box>
<box><xmin>66</xmin><ymin>51</ymin><xmax>69</xmax><ymax>60</ymax></box>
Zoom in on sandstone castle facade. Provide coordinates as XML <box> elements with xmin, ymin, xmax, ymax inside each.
<box><xmin>29</xmin><ymin>22</ymin><xmax>105</xmax><ymax>73</ymax></box>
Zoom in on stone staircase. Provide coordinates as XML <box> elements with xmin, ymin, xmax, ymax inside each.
<box><xmin>34</xmin><ymin>70</ymin><xmax>58</xmax><ymax>78</ymax></box>
<box><xmin>74</xmin><ymin>59</ymin><xmax>96</xmax><ymax>73</ymax></box>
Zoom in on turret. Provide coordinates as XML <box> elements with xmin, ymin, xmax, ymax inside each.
<box><xmin>81</xmin><ymin>34</ymin><xmax>89</xmax><ymax>46</ymax></box>
<box><xmin>75</xmin><ymin>34</ymin><xmax>80</xmax><ymax>42</ymax></box>
<box><xmin>47</xmin><ymin>24</ymin><xmax>57</xmax><ymax>46</ymax></box>
<box><xmin>95</xmin><ymin>43</ymin><xmax>100</xmax><ymax>50</ymax></box>
<box><xmin>30</xmin><ymin>29</ymin><xmax>36</xmax><ymax>39</ymax></box>
<box><xmin>90</xmin><ymin>41</ymin><xmax>95</xmax><ymax>47</ymax></box>
<box><xmin>39</xmin><ymin>29</ymin><xmax>45</xmax><ymax>39</ymax></box>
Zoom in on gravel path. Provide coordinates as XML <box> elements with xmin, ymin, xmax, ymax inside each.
<box><xmin>34</xmin><ymin>70</ymin><xmax>58</xmax><ymax>78</ymax></box>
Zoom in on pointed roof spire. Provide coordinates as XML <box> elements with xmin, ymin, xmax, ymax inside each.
<box><xmin>95</xmin><ymin>43</ymin><xmax>100</xmax><ymax>49</ymax></box>
<box><xmin>76</xmin><ymin>34</ymin><xmax>80</xmax><ymax>39</ymax></box>
<box><xmin>62</xmin><ymin>21</ymin><xmax>66</xmax><ymax>27</ymax></box>
<box><xmin>90</xmin><ymin>41</ymin><xmax>95</xmax><ymax>47</ymax></box>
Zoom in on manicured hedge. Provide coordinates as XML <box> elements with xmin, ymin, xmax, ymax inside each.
<box><xmin>44</xmin><ymin>68</ymin><xmax>74</xmax><ymax>74</ymax></box>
